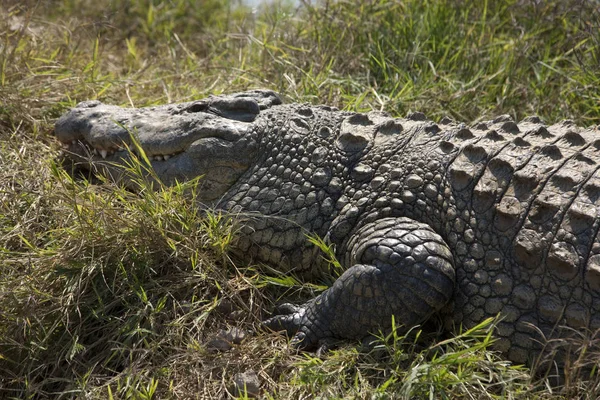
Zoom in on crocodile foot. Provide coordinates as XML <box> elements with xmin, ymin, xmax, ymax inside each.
<box><xmin>264</xmin><ymin>217</ymin><xmax>456</xmax><ymax>352</ymax></box>
<box><xmin>263</xmin><ymin>300</ymin><xmax>338</xmax><ymax>350</ymax></box>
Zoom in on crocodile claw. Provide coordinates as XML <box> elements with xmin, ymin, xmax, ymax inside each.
<box><xmin>263</xmin><ymin>302</ymin><xmax>323</xmax><ymax>350</ymax></box>
<box><xmin>273</xmin><ymin>302</ymin><xmax>302</xmax><ymax>316</ymax></box>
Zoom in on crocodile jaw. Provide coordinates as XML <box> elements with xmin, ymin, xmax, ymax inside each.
<box><xmin>54</xmin><ymin>90</ymin><xmax>281</xmax><ymax>202</ymax></box>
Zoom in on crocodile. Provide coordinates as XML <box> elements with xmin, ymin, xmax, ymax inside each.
<box><xmin>54</xmin><ymin>89</ymin><xmax>600</xmax><ymax>367</ymax></box>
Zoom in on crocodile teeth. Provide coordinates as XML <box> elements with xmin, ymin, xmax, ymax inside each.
<box><xmin>93</xmin><ymin>148</ymin><xmax>98</xmax><ymax>155</ymax></box>
<box><xmin>163</xmin><ymin>154</ymin><xmax>170</xmax><ymax>160</ymax></box>
<box><xmin>72</xmin><ymin>140</ymin><xmax>77</xmax><ymax>145</ymax></box>
<box><xmin>100</xmin><ymin>149</ymin><xmax>108</xmax><ymax>159</ymax></box>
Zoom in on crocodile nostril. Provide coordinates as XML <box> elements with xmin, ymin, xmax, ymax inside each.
<box><xmin>77</xmin><ymin>100</ymin><xmax>102</xmax><ymax>109</ymax></box>
<box><xmin>186</xmin><ymin>101</ymin><xmax>209</xmax><ymax>113</ymax></box>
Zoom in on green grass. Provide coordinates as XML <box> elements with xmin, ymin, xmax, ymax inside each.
<box><xmin>1</xmin><ymin>0</ymin><xmax>599</xmax><ymax>398</ymax></box>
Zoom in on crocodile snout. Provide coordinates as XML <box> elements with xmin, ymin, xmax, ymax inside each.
<box><xmin>54</xmin><ymin>101</ymin><xmax>130</xmax><ymax>149</ymax></box>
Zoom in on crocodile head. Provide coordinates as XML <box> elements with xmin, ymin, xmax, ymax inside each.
<box><xmin>54</xmin><ymin>90</ymin><xmax>282</xmax><ymax>203</ymax></box>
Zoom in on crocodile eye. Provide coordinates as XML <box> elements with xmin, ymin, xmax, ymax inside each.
<box><xmin>186</xmin><ymin>101</ymin><xmax>209</xmax><ymax>113</ymax></box>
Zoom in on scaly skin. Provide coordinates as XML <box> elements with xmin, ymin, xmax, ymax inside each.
<box><xmin>55</xmin><ymin>90</ymin><xmax>600</xmax><ymax>365</ymax></box>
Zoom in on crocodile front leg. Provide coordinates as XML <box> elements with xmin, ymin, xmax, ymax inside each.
<box><xmin>264</xmin><ymin>217</ymin><xmax>456</xmax><ymax>349</ymax></box>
